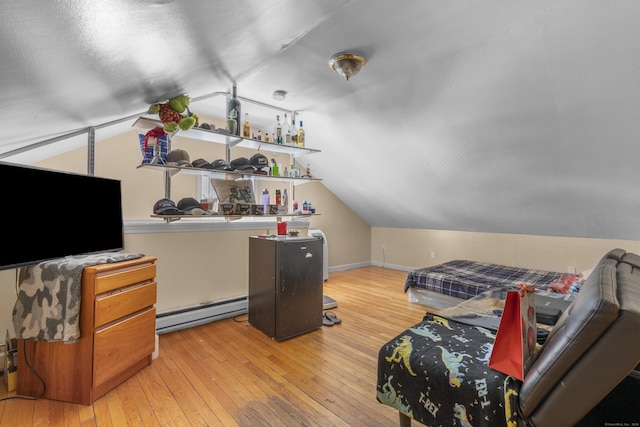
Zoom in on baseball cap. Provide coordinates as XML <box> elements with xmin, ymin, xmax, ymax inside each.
<box><xmin>191</xmin><ymin>158</ymin><xmax>215</xmax><ymax>169</ymax></box>
<box><xmin>177</xmin><ymin>197</ymin><xmax>205</xmax><ymax>215</ymax></box>
<box><xmin>230</xmin><ymin>157</ymin><xmax>255</xmax><ymax>171</ymax></box>
<box><xmin>166</xmin><ymin>149</ymin><xmax>191</xmax><ymax>166</ymax></box>
<box><xmin>211</xmin><ymin>159</ymin><xmax>233</xmax><ymax>171</ymax></box>
<box><xmin>153</xmin><ymin>198</ymin><xmax>184</xmax><ymax>215</ymax></box>
<box><xmin>250</xmin><ymin>153</ymin><xmax>269</xmax><ymax>169</ymax></box>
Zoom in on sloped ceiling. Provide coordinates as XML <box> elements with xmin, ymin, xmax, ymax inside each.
<box><xmin>1</xmin><ymin>0</ymin><xmax>639</xmax><ymax>240</ymax></box>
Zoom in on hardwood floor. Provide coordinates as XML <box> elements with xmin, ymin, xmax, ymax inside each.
<box><xmin>0</xmin><ymin>266</ymin><xmax>433</xmax><ymax>427</ymax></box>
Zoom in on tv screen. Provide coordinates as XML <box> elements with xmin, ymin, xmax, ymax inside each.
<box><xmin>0</xmin><ymin>162</ymin><xmax>124</xmax><ymax>270</ymax></box>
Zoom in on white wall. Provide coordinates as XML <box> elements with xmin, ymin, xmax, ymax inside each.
<box><xmin>371</xmin><ymin>227</ymin><xmax>640</xmax><ymax>274</ymax></box>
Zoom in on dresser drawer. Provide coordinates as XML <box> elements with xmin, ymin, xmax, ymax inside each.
<box><xmin>93</xmin><ymin>308</ymin><xmax>156</xmax><ymax>388</ymax></box>
<box><xmin>95</xmin><ymin>263</ymin><xmax>156</xmax><ymax>294</ymax></box>
<box><xmin>95</xmin><ymin>281</ymin><xmax>157</xmax><ymax>328</ymax></box>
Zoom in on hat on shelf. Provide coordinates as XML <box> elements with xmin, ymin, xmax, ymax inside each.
<box><xmin>153</xmin><ymin>198</ymin><xmax>184</xmax><ymax>215</ymax></box>
<box><xmin>250</xmin><ymin>153</ymin><xmax>269</xmax><ymax>171</ymax></box>
<box><xmin>166</xmin><ymin>149</ymin><xmax>191</xmax><ymax>166</ymax></box>
<box><xmin>210</xmin><ymin>159</ymin><xmax>234</xmax><ymax>171</ymax></box>
<box><xmin>191</xmin><ymin>158</ymin><xmax>216</xmax><ymax>169</ymax></box>
<box><xmin>177</xmin><ymin>197</ymin><xmax>206</xmax><ymax>215</ymax></box>
<box><xmin>230</xmin><ymin>157</ymin><xmax>255</xmax><ymax>171</ymax></box>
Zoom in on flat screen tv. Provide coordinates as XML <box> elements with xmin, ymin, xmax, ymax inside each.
<box><xmin>0</xmin><ymin>162</ymin><xmax>124</xmax><ymax>270</ymax></box>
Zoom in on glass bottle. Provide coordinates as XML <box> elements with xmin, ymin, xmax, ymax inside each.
<box><xmin>290</xmin><ymin>117</ymin><xmax>298</xmax><ymax>145</ymax></box>
<box><xmin>261</xmin><ymin>189</ymin><xmax>270</xmax><ymax>215</ymax></box>
<box><xmin>273</xmin><ymin>115</ymin><xmax>282</xmax><ymax>144</ymax></box>
<box><xmin>282</xmin><ymin>189</ymin><xmax>288</xmax><ymax>210</ymax></box>
<box><xmin>263</xmin><ymin>131</ymin><xmax>269</xmax><ymax>142</ymax></box>
<box><xmin>282</xmin><ymin>113</ymin><xmax>291</xmax><ymax>145</ymax></box>
<box><xmin>227</xmin><ymin>84</ymin><xmax>241</xmax><ymax>136</ymax></box>
<box><xmin>297</xmin><ymin>120</ymin><xmax>305</xmax><ymax>147</ymax></box>
<box><xmin>242</xmin><ymin>113</ymin><xmax>250</xmax><ymax>139</ymax></box>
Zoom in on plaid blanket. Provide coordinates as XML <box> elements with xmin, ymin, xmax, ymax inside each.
<box><xmin>12</xmin><ymin>252</ymin><xmax>142</xmax><ymax>343</ymax></box>
<box><xmin>404</xmin><ymin>260</ymin><xmax>566</xmax><ymax>299</ymax></box>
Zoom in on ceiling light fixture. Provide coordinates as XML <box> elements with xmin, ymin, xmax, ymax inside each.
<box><xmin>272</xmin><ymin>90</ymin><xmax>287</xmax><ymax>101</ymax></box>
<box><xmin>329</xmin><ymin>53</ymin><xmax>366</xmax><ymax>81</ymax></box>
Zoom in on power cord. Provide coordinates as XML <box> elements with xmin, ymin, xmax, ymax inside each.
<box><xmin>22</xmin><ymin>340</ymin><xmax>46</xmax><ymax>399</ymax></box>
<box><xmin>0</xmin><ymin>340</ymin><xmax>45</xmax><ymax>402</ymax></box>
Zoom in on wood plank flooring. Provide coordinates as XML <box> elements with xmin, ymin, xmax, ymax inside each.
<box><xmin>1</xmin><ymin>266</ymin><xmax>433</xmax><ymax>426</ymax></box>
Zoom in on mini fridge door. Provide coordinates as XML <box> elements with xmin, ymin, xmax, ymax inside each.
<box><xmin>275</xmin><ymin>237</ymin><xmax>323</xmax><ymax>340</ymax></box>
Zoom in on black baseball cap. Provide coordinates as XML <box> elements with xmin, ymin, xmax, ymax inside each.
<box><xmin>192</xmin><ymin>158</ymin><xmax>215</xmax><ymax>169</ymax></box>
<box><xmin>250</xmin><ymin>153</ymin><xmax>269</xmax><ymax>169</ymax></box>
<box><xmin>230</xmin><ymin>157</ymin><xmax>255</xmax><ymax>171</ymax></box>
<box><xmin>153</xmin><ymin>198</ymin><xmax>184</xmax><ymax>215</ymax></box>
<box><xmin>211</xmin><ymin>159</ymin><xmax>233</xmax><ymax>171</ymax></box>
<box><xmin>177</xmin><ymin>197</ymin><xmax>205</xmax><ymax>215</ymax></box>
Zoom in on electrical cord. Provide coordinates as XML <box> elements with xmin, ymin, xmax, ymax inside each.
<box><xmin>0</xmin><ymin>341</ymin><xmax>45</xmax><ymax>402</ymax></box>
<box><xmin>22</xmin><ymin>340</ymin><xmax>46</xmax><ymax>398</ymax></box>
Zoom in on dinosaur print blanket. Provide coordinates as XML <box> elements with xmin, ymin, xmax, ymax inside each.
<box><xmin>377</xmin><ymin>312</ymin><xmax>521</xmax><ymax>427</ymax></box>
<box><xmin>12</xmin><ymin>252</ymin><xmax>142</xmax><ymax>343</ymax></box>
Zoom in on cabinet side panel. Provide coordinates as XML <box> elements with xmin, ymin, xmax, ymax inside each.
<box><xmin>248</xmin><ymin>238</ymin><xmax>277</xmax><ymax>338</ymax></box>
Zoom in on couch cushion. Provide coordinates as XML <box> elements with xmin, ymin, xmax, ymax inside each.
<box><xmin>519</xmin><ymin>249</ymin><xmax>640</xmax><ymax>426</ymax></box>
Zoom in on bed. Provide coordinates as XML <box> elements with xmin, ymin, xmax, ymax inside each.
<box><xmin>404</xmin><ymin>260</ymin><xmax>581</xmax><ymax>309</ymax></box>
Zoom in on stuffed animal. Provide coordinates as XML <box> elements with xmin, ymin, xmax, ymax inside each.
<box><xmin>149</xmin><ymin>94</ymin><xmax>199</xmax><ymax>133</ymax></box>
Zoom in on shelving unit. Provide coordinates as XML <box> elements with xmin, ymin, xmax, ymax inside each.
<box><xmin>133</xmin><ymin>117</ymin><xmax>320</xmax><ymax>158</ymax></box>
<box><xmin>132</xmin><ymin>111</ymin><xmax>321</xmax><ymax>223</ymax></box>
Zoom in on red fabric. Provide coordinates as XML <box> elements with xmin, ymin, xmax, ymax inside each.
<box><xmin>144</xmin><ymin>127</ymin><xmax>167</xmax><ymax>149</ymax></box>
<box><xmin>548</xmin><ymin>273</ymin><xmax>582</xmax><ymax>294</ymax></box>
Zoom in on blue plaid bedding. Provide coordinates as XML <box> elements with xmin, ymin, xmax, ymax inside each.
<box><xmin>404</xmin><ymin>260</ymin><xmax>563</xmax><ymax>300</ymax></box>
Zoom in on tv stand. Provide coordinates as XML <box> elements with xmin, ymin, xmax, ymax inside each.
<box><xmin>16</xmin><ymin>256</ymin><xmax>157</xmax><ymax>405</ymax></box>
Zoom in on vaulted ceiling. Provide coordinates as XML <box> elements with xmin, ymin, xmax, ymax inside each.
<box><xmin>1</xmin><ymin>0</ymin><xmax>639</xmax><ymax>240</ymax></box>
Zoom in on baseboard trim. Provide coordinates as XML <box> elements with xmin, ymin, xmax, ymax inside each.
<box><xmin>156</xmin><ymin>297</ymin><xmax>247</xmax><ymax>334</ymax></box>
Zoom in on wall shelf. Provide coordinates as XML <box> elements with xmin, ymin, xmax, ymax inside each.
<box><xmin>132</xmin><ymin>117</ymin><xmax>320</xmax><ymax>158</ymax></box>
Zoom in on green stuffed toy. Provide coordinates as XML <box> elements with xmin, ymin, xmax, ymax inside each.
<box><xmin>149</xmin><ymin>94</ymin><xmax>199</xmax><ymax>133</ymax></box>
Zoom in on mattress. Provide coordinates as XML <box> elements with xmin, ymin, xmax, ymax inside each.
<box><xmin>404</xmin><ymin>259</ymin><xmax>571</xmax><ymax>300</ymax></box>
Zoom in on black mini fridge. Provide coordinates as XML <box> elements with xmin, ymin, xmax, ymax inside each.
<box><xmin>248</xmin><ymin>235</ymin><xmax>323</xmax><ymax>341</ymax></box>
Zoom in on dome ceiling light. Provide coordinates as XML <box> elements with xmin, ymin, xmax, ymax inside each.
<box><xmin>329</xmin><ymin>53</ymin><xmax>366</xmax><ymax>81</ymax></box>
<box><xmin>272</xmin><ymin>90</ymin><xmax>287</xmax><ymax>101</ymax></box>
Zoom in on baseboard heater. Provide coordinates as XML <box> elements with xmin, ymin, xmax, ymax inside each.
<box><xmin>155</xmin><ymin>296</ymin><xmax>248</xmax><ymax>334</ymax></box>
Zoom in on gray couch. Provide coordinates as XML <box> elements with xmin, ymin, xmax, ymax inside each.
<box><xmin>377</xmin><ymin>248</ymin><xmax>640</xmax><ymax>426</ymax></box>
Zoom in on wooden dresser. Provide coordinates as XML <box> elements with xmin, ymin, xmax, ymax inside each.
<box><xmin>17</xmin><ymin>255</ymin><xmax>157</xmax><ymax>405</ymax></box>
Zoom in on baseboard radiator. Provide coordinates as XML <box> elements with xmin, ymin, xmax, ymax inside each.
<box><xmin>155</xmin><ymin>296</ymin><xmax>248</xmax><ymax>334</ymax></box>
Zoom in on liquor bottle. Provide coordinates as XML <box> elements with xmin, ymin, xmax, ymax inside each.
<box><xmin>282</xmin><ymin>113</ymin><xmax>291</xmax><ymax>145</ymax></box>
<box><xmin>290</xmin><ymin>117</ymin><xmax>298</xmax><ymax>145</ymax></box>
<box><xmin>297</xmin><ymin>120</ymin><xmax>305</xmax><ymax>147</ymax></box>
<box><xmin>273</xmin><ymin>115</ymin><xmax>282</xmax><ymax>144</ymax></box>
<box><xmin>242</xmin><ymin>113</ymin><xmax>250</xmax><ymax>138</ymax></box>
<box><xmin>227</xmin><ymin>84</ymin><xmax>241</xmax><ymax>136</ymax></box>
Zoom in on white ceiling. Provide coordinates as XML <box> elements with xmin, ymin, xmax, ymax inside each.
<box><xmin>1</xmin><ymin>0</ymin><xmax>639</xmax><ymax>240</ymax></box>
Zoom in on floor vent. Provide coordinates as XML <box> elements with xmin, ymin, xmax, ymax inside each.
<box><xmin>156</xmin><ymin>296</ymin><xmax>247</xmax><ymax>334</ymax></box>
